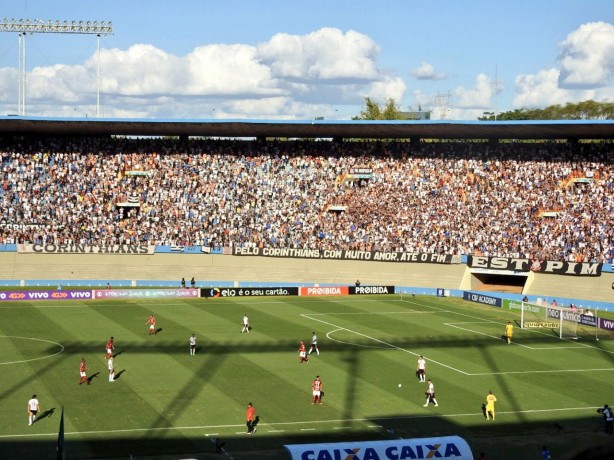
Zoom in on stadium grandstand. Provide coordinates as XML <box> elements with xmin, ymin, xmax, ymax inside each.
<box><xmin>1</xmin><ymin>117</ymin><xmax>613</xmax><ymax>265</ymax></box>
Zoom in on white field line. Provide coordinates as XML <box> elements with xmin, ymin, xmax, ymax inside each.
<box><xmin>302</xmin><ymin>313</ymin><xmax>470</xmax><ymax>375</ymax></box>
<box><xmin>0</xmin><ymin>406</ymin><xmax>599</xmax><ymax>439</ymax></box>
<box><xmin>0</xmin><ymin>335</ymin><xmax>64</xmax><ymax>365</ymax></box>
<box><xmin>307</xmin><ymin>303</ymin><xmax>614</xmax><ymax>376</ymax></box>
<box><xmin>399</xmin><ymin>298</ymin><xmax>614</xmax><ymax>355</ymax></box>
<box><xmin>326</xmin><ymin>328</ymin><xmax>391</xmax><ymax>349</ymax></box>
<box><xmin>0</xmin><ymin>297</ymin><xmax>388</xmax><ymax>310</ymax></box>
<box><xmin>445</xmin><ymin>322</ymin><xmax>585</xmax><ymax>350</ymax></box>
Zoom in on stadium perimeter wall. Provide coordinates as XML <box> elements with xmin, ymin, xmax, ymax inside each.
<box><xmin>0</xmin><ymin>252</ymin><xmax>613</xmax><ymax>304</ymax></box>
<box><xmin>0</xmin><ymin>252</ymin><xmax>464</xmax><ymax>288</ymax></box>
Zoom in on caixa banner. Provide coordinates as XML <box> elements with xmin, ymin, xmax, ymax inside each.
<box><xmin>349</xmin><ymin>286</ymin><xmax>395</xmax><ymax>295</ymax></box>
<box><xmin>284</xmin><ymin>436</ymin><xmax>473</xmax><ymax>460</ymax></box>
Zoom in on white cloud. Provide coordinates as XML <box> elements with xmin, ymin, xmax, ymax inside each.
<box><xmin>510</xmin><ymin>22</ymin><xmax>614</xmax><ymax>109</ymax></box>
<box><xmin>453</xmin><ymin>73</ymin><xmax>497</xmax><ymax>109</ymax></box>
<box><xmin>258</xmin><ymin>28</ymin><xmax>380</xmax><ymax>81</ymax></box>
<box><xmin>0</xmin><ymin>28</ymin><xmax>404</xmax><ymax>119</ymax></box>
<box><xmin>513</xmin><ymin>68</ymin><xmax>607</xmax><ymax>108</ymax></box>
<box><xmin>558</xmin><ymin>22</ymin><xmax>614</xmax><ymax>88</ymax></box>
<box><xmin>410</xmin><ymin>62</ymin><xmax>446</xmax><ymax>80</ymax></box>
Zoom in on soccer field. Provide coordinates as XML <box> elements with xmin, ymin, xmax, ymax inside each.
<box><xmin>1</xmin><ymin>294</ymin><xmax>613</xmax><ymax>460</ymax></box>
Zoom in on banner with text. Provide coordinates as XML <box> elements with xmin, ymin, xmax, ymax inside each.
<box><xmin>349</xmin><ymin>286</ymin><xmax>395</xmax><ymax>295</ymax></box>
<box><xmin>17</xmin><ymin>244</ymin><xmax>155</xmax><ymax>255</ymax></box>
<box><xmin>202</xmin><ymin>287</ymin><xmax>299</xmax><ymax>298</ymax></box>
<box><xmin>463</xmin><ymin>291</ymin><xmax>502</xmax><ymax>308</ymax></box>
<box><xmin>284</xmin><ymin>436</ymin><xmax>474</xmax><ymax>460</ymax></box>
<box><xmin>468</xmin><ymin>255</ymin><xmax>602</xmax><ymax>276</ymax></box>
<box><xmin>93</xmin><ymin>289</ymin><xmax>199</xmax><ymax>299</ymax></box>
<box><xmin>300</xmin><ymin>286</ymin><xmax>349</xmax><ymax>297</ymax></box>
<box><xmin>0</xmin><ymin>290</ymin><xmax>92</xmax><ymax>302</ymax></box>
<box><xmin>233</xmin><ymin>247</ymin><xmax>459</xmax><ymax>264</ymax></box>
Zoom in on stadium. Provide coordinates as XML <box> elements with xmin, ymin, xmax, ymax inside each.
<box><xmin>0</xmin><ymin>115</ymin><xmax>613</xmax><ymax>460</ymax></box>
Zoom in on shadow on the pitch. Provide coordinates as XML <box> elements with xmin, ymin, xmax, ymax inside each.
<box><xmin>35</xmin><ymin>407</ymin><xmax>55</xmax><ymax>423</ymax></box>
<box><xmin>87</xmin><ymin>372</ymin><xmax>100</xmax><ymax>384</ymax></box>
<box><xmin>114</xmin><ymin>370</ymin><xmax>126</xmax><ymax>380</ymax></box>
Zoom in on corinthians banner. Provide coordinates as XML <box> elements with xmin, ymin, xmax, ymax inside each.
<box><xmin>233</xmin><ymin>246</ymin><xmax>458</xmax><ymax>264</ymax></box>
<box><xmin>18</xmin><ymin>243</ymin><xmax>155</xmax><ymax>255</ymax></box>
<box><xmin>468</xmin><ymin>255</ymin><xmax>602</xmax><ymax>277</ymax></box>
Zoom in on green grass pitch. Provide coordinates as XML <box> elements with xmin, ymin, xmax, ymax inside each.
<box><xmin>1</xmin><ymin>294</ymin><xmax>613</xmax><ymax>460</ymax></box>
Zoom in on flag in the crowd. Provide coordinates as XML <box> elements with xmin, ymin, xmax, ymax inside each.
<box><xmin>170</xmin><ymin>246</ymin><xmax>184</xmax><ymax>252</ymax></box>
<box><xmin>201</xmin><ymin>246</ymin><xmax>211</xmax><ymax>253</ymax></box>
<box><xmin>56</xmin><ymin>406</ymin><xmax>65</xmax><ymax>460</ymax></box>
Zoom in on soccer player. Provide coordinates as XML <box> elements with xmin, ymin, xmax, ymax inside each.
<box><xmin>485</xmin><ymin>390</ymin><xmax>497</xmax><ymax>420</ymax></box>
<box><xmin>27</xmin><ymin>394</ymin><xmax>40</xmax><ymax>426</ymax></box>
<box><xmin>541</xmin><ymin>446</ymin><xmax>552</xmax><ymax>460</ymax></box>
<box><xmin>108</xmin><ymin>356</ymin><xmax>115</xmax><ymax>382</ymax></box>
<box><xmin>312</xmin><ymin>375</ymin><xmax>323</xmax><ymax>404</ymax></box>
<box><xmin>505</xmin><ymin>321</ymin><xmax>514</xmax><ymax>344</ymax></box>
<box><xmin>298</xmin><ymin>340</ymin><xmax>309</xmax><ymax>363</ymax></box>
<box><xmin>79</xmin><ymin>357</ymin><xmax>89</xmax><ymax>385</ymax></box>
<box><xmin>246</xmin><ymin>402</ymin><xmax>256</xmax><ymax>434</ymax></box>
<box><xmin>189</xmin><ymin>334</ymin><xmax>197</xmax><ymax>355</ymax></box>
<box><xmin>241</xmin><ymin>314</ymin><xmax>250</xmax><ymax>333</ymax></box>
<box><xmin>146</xmin><ymin>315</ymin><xmax>156</xmax><ymax>335</ymax></box>
<box><xmin>308</xmin><ymin>332</ymin><xmax>319</xmax><ymax>356</ymax></box>
<box><xmin>105</xmin><ymin>336</ymin><xmax>115</xmax><ymax>358</ymax></box>
<box><xmin>423</xmin><ymin>379</ymin><xmax>438</xmax><ymax>407</ymax></box>
<box><xmin>416</xmin><ymin>355</ymin><xmax>426</xmax><ymax>382</ymax></box>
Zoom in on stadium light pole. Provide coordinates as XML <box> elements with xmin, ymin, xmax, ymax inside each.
<box><xmin>0</xmin><ymin>18</ymin><xmax>113</xmax><ymax>116</ymax></box>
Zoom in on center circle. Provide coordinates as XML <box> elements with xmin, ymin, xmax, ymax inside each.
<box><xmin>0</xmin><ymin>336</ymin><xmax>64</xmax><ymax>365</ymax></box>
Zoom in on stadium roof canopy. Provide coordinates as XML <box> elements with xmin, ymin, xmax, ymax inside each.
<box><xmin>0</xmin><ymin>116</ymin><xmax>613</xmax><ymax>140</ymax></box>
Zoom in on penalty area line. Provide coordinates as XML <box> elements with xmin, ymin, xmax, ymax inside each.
<box><xmin>302</xmin><ymin>314</ymin><xmax>470</xmax><ymax>375</ymax></box>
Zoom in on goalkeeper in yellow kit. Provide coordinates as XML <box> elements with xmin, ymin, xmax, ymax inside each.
<box><xmin>485</xmin><ymin>390</ymin><xmax>497</xmax><ymax>420</ymax></box>
<box><xmin>505</xmin><ymin>321</ymin><xmax>514</xmax><ymax>344</ymax></box>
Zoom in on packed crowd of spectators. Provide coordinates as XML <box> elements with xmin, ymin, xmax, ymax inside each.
<box><xmin>1</xmin><ymin>137</ymin><xmax>612</xmax><ymax>263</ymax></box>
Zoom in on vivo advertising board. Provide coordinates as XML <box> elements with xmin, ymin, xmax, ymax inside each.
<box><xmin>93</xmin><ymin>289</ymin><xmax>199</xmax><ymax>299</ymax></box>
<box><xmin>0</xmin><ymin>290</ymin><xmax>92</xmax><ymax>301</ymax></box>
<box><xmin>285</xmin><ymin>436</ymin><xmax>473</xmax><ymax>460</ymax></box>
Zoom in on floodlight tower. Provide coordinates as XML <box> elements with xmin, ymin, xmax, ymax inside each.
<box><xmin>435</xmin><ymin>91</ymin><xmax>452</xmax><ymax>120</ymax></box>
<box><xmin>0</xmin><ymin>18</ymin><xmax>113</xmax><ymax>116</ymax></box>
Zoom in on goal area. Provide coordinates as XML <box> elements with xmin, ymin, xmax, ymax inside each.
<box><xmin>520</xmin><ymin>302</ymin><xmax>599</xmax><ymax>340</ymax></box>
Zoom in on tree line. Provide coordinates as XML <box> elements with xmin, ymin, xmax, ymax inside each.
<box><xmin>354</xmin><ymin>98</ymin><xmax>614</xmax><ymax>120</ymax></box>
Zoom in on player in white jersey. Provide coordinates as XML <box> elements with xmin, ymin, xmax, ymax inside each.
<box><xmin>27</xmin><ymin>395</ymin><xmax>40</xmax><ymax>425</ymax></box>
<box><xmin>308</xmin><ymin>332</ymin><xmax>320</xmax><ymax>356</ymax></box>
<box><xmin>108</xmin><ymin>356</ymin><xmax>115</xmax><ymax>382</ymax></box>
<box><xmin>241</xmin><ymin>314</ymin><xmax>250</xmax><ymax>333</ymax></box>
<box><xmin>416</xmin><ymin>355</ymin><xmax>426</xmax><ymax>382</ymax></box>
<box><xmin>423</xmin><ymin>379</ymin><xmax>439</xmax><ymax>407</ymax></box>
<box><xmin>189</xmin><ymin>334</ymin><xmax>197</xmax><ymax>355</ymax></box>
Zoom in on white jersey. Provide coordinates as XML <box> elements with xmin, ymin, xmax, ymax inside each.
<box><xmin>107</xmin><ymin>358</ymin><xmax>114</xmax><ymax>371</ymax></box>
<box><xmin>189</xmin><ymin>336</ymin><xmax>196</xmax><ymax>346</ymax></box>
<box><xmin>417</xmin><ymin>358</ymin><xmax>426</xmax><ymax>370</ymax></box>
<box><xmin>243</xmin><ymin>315</ymin><xmax>249</xmax><ymax>325</ymax></box>
<box><xmin>427</xmin><ymin>382</ymin><xmax>435</xmax><ymax>395</ymax></box>
<box><xmin>311</xmin><ymin>334</ymin><xmax>318</xmax><ymax>344</ymax></box>
<box><xmin>28</xmin><ymin>398</ymin><xmax>39</xmax><ymax>411</ymax></box>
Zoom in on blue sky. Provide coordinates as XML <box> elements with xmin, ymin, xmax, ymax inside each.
<box><xmin>0</xmin><ymin>0</ymin><xmax>612</xmax><ymax>120</ymax></box>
